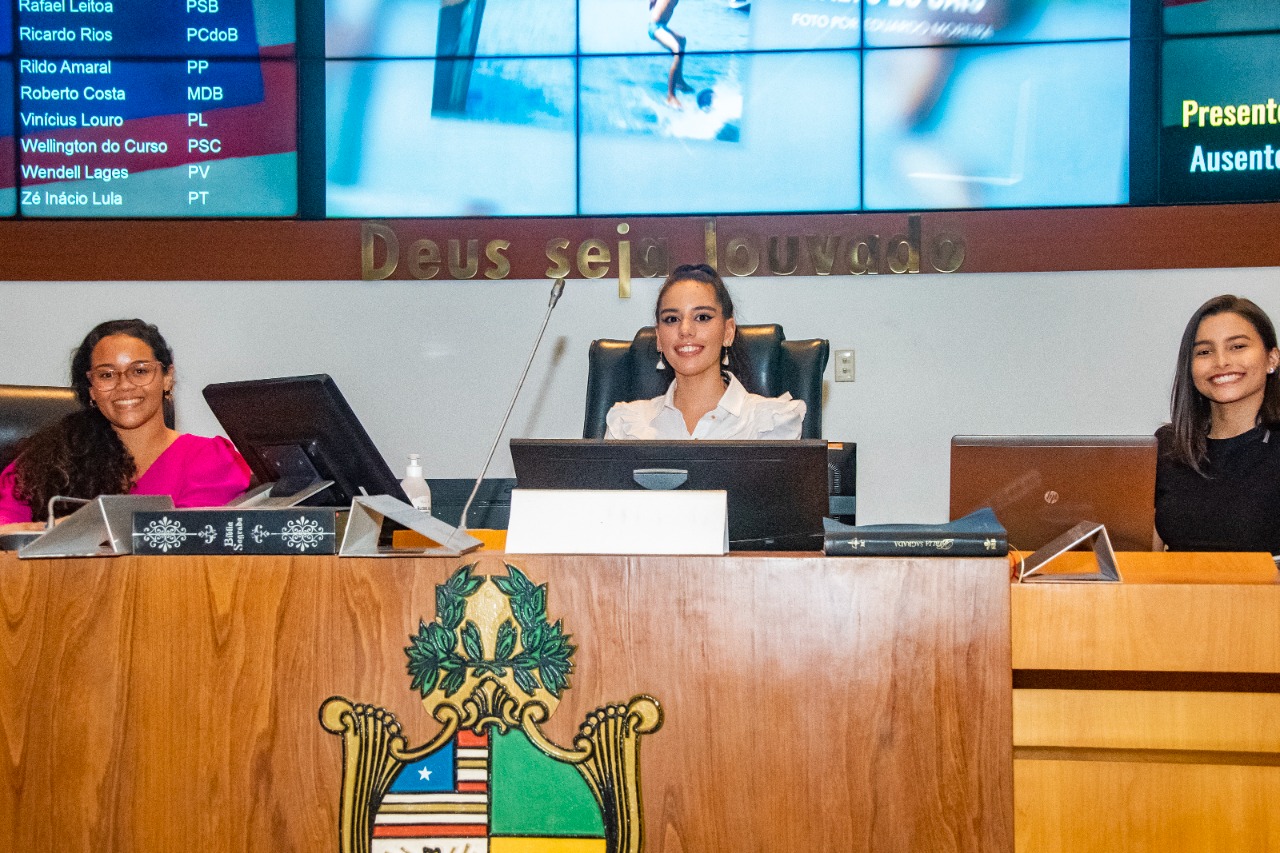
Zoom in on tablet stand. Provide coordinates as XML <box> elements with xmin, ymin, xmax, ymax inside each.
<box><xmin>1018</xmin><ymin>520</ymin><xmax>1121</xmax><ymax>582</ymax></box>
<box><xmin>229</xmin><ymin>479</ymin><xmax>335</xmax><ymax>509</ymax></box>
<box><xmin>19</xmin><ymin>494</ymin><xmax>175</xmax><ymax>559</ymax></box>
<box><xmin>339</xmin><ymin>494</ymin><xmax>482</xmax><ymax>557</ymax></box>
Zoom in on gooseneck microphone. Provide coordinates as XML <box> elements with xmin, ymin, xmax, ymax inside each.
<box><xmin>448</xmin><ymin>277</ymin><xmax>566</xmax><ymax>547</ymax></box>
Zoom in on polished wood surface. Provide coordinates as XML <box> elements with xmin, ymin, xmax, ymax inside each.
<box><xmin>1012</xmin><ymin>551</ymin><xmax>1280</xmax><ymax>672</ymax></box>
<box><xmin>1011</xmin><ymin>551</ymin><xmax>1280</xmax><ymax>853</ymax></box>
<box><xmin>1016</xmin><ymin>761</ymin><xmax>1280</xmax><ymax>852</ymax></box>
<box><xmin>0</xmin><ymin>552</ymin><xmax>1013</xmax><ymax>852</ymax></box>
<box><xmin>1016</xmin><ymin>689</ymin><xmax>1280</xmax><ymax>753</ymax></box>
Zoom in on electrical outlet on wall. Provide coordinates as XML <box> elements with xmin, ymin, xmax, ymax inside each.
<box><xmin>834</xmin><ymin>349</ymin><xmax>855</xmax><ymax>382</ymax></box>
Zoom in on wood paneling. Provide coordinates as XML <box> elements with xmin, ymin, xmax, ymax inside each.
<box><xmin>0</xmin><ymin>552</ymin><xmax>1013</xmax><ymax>853</ymax></box>
<box><xmin>1011</xmin><ymin>552</ymin><xmax>1280</xmax><ymax>851</ymax></box>
<box><xmin>1015</xmin><ymin>760</ymin><xmax>1280</xmax><ymax>853</ymax></box>
<box><xmin>1015</xmin><ymin>689</ymin><xmax>1280</xmax><ymax>754</ymax></box>
<box><xmin>2</xmin><ymin>204</ymin><xmax>1280</xmax><ymax>280</ymax></box>
<box><xmin>1012</xmin><ymin>553</ymin><xmax>1280</xmax><ymax>672</ymax></box>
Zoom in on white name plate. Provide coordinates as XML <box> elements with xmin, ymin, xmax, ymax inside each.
<box><xmin>505</xmin><ymin>489</ymin><xmax>728</xmax><ymax>555</ymax></box>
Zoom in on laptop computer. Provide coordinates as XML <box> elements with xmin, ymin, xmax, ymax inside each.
<box><xmin>509</xmin><ymin>439</ymin><xmax>829</xmax><ymax>551</ymax></box>
<box><xmin>949</xmin><ymin>435</ymin><xmax>1157</xmax><ymax>552</ymax></box>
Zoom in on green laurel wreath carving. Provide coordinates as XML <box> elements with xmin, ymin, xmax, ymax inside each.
<box><xmin>405</xmin><ymin>563</ymin><xmax>575</xmax><ymax>699</ymax></box>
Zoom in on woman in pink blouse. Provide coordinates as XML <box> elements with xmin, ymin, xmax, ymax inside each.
<box><xmin>0</xmin><ymin>319</ymin><xmax>250</xmax><ymax>533</ymax></box>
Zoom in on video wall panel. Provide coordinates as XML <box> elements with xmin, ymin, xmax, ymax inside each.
<box><xmin>863</xmin><ymin>0</ymin><xmax>1128</xmax><ymax>47</ymax></box>
<box><xmin>322</xmin><ymin>0</ymin><xmax>1136</xmax><ymax>217</ymax></box>
<box><xmin>4</xmin><ymin>0</ymin><xmax>295</xmax><ymax>216</ymax></box>
<box><xmin>1161</xmin><ymin>33</ymin><xmax>1280</xmax><ymax>205</ymax></box>
<box><xmin>863</xmin><ymin>39</ymin><xmax>1129</xmax><ymax>210</ymax></box>
<box><xmin>2</xmin><ymin>10</ymin><xmax>16</xmax><ymax>216</ymax></box>
<box><xmin>1163</xmin><ymin>0</ymin><xmax>1280</xmax><ymax>36</ymax></box>
<box><xmin>325</xmin><ymin>56</ymin><xmax>577</xmax><ymax>217</ymax></box>
<box><xmin>1160</xmin><ymin>0</ymin><xmax>1280</xmax><ymax>205</ymax></box>
<box><xmin>2</xmin><ymin>0</ymin><xmax>1280</xmax><ymax>218</ymax></box>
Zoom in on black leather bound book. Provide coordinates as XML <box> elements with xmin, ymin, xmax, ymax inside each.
<box><xmin>823</xmin><ymin>508</ymin><xmax>1008</xmax><ymax>557</ymax></box>
<box><xmin>131</xmin><ymin>509</ymin><xmax>339</xmax><ymax>555</ymax></box>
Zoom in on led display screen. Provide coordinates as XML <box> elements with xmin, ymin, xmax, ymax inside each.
<box><xmin>864</xmin><ymin>0</ymin><xmax>1128</xmax><ymax>47</ymax></box>
<box><xmin>8</xmin><ymin>0</ymin><xmax>296</xmax><ymax>216</ymax></box>
<box><xmin>863</xmin><ymin>39</ymin><xmax>1129</xmax><ymax>210</ymax></box>
<box><xmin>2</xmin><ymin>0</ymin><xmax>1280</xmax><ymax>218</ymax></box>
<box><xmin>323</xmin><ymin>0</ymin><xmax>1134</xmax><ymax>216</ymax></box>
<box><xmin>326</xmin><ymin>56</ymin><xmax>577</xmax><ymax>217</ymax></box>
<box><xmin>1161</xmin><ymin>33</ymin><xmax>1280</xmax><ymax>204</ymax></box>
<box><xmin>1164</xmin><ymin>0</ymin><xmax>1280</xmax><ymax>36</ymax></box>
<box><xmin>1</xmin><ymin>63</ymin><xmax>15</xmax><ymax>216</ymax></box>
<box><xmin>578</xmin><ymin>50</ymin><xmax>860</xmax><ymax>215</ymax></box>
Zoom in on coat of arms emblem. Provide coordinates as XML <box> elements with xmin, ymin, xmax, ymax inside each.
<box><xmin>321</xmin><ymin>563</ymin><xmax>662</xmax><ymax>853</ymax></box>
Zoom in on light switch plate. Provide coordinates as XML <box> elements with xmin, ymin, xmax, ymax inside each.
<box><xmin>834</xmin><ymin>349</ymin><xmax>855</xmax><ymax>382</ymax></box>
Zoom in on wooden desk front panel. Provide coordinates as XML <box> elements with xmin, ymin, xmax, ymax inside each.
<box><xmin>1016</xmin><ymin>760</ymin><xmax>1280</xmax><ymax>852</ymax></box>
<box><xmin>1011</xmin><ymin>554</ymin><xmax>1280</xmax><ymax>852</ymax></box>
<box><xmin>0</xmin><ymin>553</ymin><xmax>1013</xmax><ymax>853</ymax></box>
<box><xmin>1012</xmin><ymin>553</ymin><xmax>1280</xmax><ymax>673</ymax></box>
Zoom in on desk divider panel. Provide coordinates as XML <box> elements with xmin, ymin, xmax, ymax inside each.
<box><xmin>0</xmin><ymin>552</ymin><xmax>1012</xmax><ymax>852</ymax></box>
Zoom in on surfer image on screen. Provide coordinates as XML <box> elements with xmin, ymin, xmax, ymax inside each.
<box><xmin>649</xmin><ymin>0</ymin><xmax>694</xmax><ymax>107</ymax></box>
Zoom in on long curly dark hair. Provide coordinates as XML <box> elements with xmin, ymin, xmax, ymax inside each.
<box><xmin>12</xmin><ymin>320</ymin><xmax>174</xmax><ymax>522</ymax></box>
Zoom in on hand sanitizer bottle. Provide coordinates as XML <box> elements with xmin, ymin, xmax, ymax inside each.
<box><xmin>401</xmin><ymin>454</ymin><xmax>432</xmax><ymax>513</ymax></box>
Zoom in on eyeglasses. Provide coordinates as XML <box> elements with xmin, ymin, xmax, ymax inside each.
<box><xmin>87</xmin><ymin>360</ymin><xmax>164</xmax><ymax>391</ymax></box>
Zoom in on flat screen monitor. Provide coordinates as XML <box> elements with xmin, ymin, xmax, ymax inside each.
<box><xmin>203</xmin><ymin>374</ymin><xmax>406</xmax><ymax>507</ymax></box>
<box><xmin>949</xmin><ymin>435</ymin><xmax>1157</xmax><ymax>552</ymax></box>
<box><xmin>509</xmin><ymin>438</ymin><xmax>828</xmax><ymax>551</ymax></box>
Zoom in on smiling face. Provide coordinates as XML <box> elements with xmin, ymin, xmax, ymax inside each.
<box><xmin>86</xmin><ymin>334</ymin><xmax>174</xmax><ymax>434</ymax></box>
<box><xmin>1191</xmin><ymin>311</ymin><xmax>1280</xmax><ymax>414</ymax></box>
<box><xmin>655</xmin><ymin>278</ymin><xmax>736</xmax><ymax>383</ymax></box>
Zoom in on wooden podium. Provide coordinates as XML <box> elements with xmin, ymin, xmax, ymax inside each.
<box><xmin>0</xmin><ymin>552</ymin><xmax>1013</xmax><ymax>852</ymax></box>
<box><xmin>1011</xmin><ymin>551</ymin><xmax>1280</xmax><ymax>851</ymax></box>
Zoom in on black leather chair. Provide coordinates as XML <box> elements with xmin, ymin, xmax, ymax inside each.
<box><xmin>583</xmin><ymin>324</ymin><xmax>829</xmax><ymax>438</ymax></box>
<box><xmin>0</xmin><ymin>384</ymin><xmax>177</xmax><ymax>471</ymax></box>
<box><xmin>0</xmin><ymin>385</ymin><xmax>80</xmax><ymax>470</ymax></box>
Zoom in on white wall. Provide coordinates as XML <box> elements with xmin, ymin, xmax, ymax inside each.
<box><xmin>3</xmin><ymin>267</ymin><xmax>1278</xmax><ymax>524</ymax></box>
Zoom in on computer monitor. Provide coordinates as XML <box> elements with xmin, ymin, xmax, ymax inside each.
<box><xmin>509</xmin><ymin>439</ymin><xmax>829</xmax><ymax>551</ymax></box>
<box><xmin>949</xmin><ymin>435</ymin><xmax>1158</xmax><ymax>552</ymax></box>
<box><xmin>428</xmin><ymin>478</ymin><xmax>516</xmax><ymax>529</ymax></box>
<box><xmin>203</xmin><ymin>374</ymin><xmax>407</xmax><ymax>507</ymax></box>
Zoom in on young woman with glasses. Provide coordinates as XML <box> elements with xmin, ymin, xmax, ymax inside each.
<box><xmin>604</xmin><ymin>263</ymin><xmax>805</xmax><ymax>440</ymax></box>
<box><xmin>0</xmin><ymin>319</ymin><xmax>250</xmax><ymax>532</ymax></box>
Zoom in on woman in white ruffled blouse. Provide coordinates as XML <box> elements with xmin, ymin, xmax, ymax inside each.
<box><xmin>605</xmin><ymin>264</ymin><xmax>806</xmax><ymax>440</ymax></box>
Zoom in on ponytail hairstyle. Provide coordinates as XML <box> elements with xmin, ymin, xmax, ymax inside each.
<box><xmin>653</xmin><ymin>263</ymin><xmax>738</xmax><ymax>378</ymax></box>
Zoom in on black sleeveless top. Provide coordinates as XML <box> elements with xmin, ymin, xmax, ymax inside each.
<box><xmin>1155</xmin><ymin>423</ymin><xmax>1280</xmax><ymax>555</ymax></box>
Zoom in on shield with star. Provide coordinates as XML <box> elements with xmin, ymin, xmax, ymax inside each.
<box><xmin>322</xmin><ymin>562</ymin><xmax>662</xmax><ymax>853</ymax></box>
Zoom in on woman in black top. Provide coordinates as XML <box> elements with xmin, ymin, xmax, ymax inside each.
<box><xmin>1155</xmin><ymin>295</ymin><xmax>1280</xmax><ymax>554</ymax></box>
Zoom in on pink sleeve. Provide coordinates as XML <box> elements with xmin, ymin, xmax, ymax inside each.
<box><xmin>135</xmin><ymin>435</ymin><xmax>252</xmax><ymax>509</ymax></box>
<box><xmin>0</xmin><ymin>460</ymin><xmax>34</xmax><ymax>525</ymax></box>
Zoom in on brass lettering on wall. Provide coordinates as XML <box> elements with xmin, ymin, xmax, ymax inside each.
<box><xmin>360</xmin><ymin>215</ymin><xmax>966</xmax><ymax>284</ymax></box>
<box><xmin>723</xmin><ymin>236</ymin><xmax>761</xmax><ymax>277</ymax></box>
<box><xmin>806</xmin><ymin>235</ymin><xmax>839</xmax><ymax>276</ymax></box>
<box><xmin>634</xmin><ymin>238</ymin><xmax>670</xmax><ymax>279</ymax></box>
<box><xmin>616</xmin><ymin>223</ymin><xmax>632</xmax><ymax>298</ymax></box>
<box><xmin>577</xmin><ymin>239</ymin><xmax>611</xmax><ymax>279</ymax></box>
